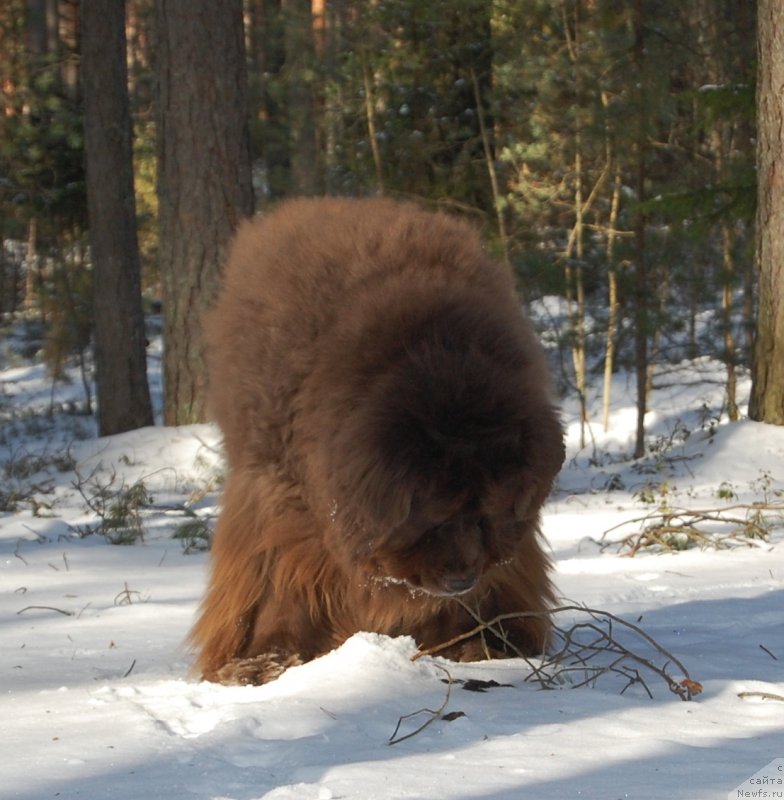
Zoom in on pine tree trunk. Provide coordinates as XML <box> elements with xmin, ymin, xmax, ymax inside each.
<box><xmin>24</xmin><ymin>218</ymin><xmax>39</xmax><ymax>311</ymax></box>
<box><xmin>749</xmin><ymin>0</ymin><xmax>784</xmax><ymax>424</ymax></box>
<box><xmin>602</xmin><ymin>166</ymin><xmax>622</xmax><ymax>433</ymax></box>
<box><xmin>721</xmin><ymin>223</ymin><xmax>738</xmax><ymax>421</ymax></box>
<box><xmin>571</xmin><ymin>141</ymin><xmax>588</xmax><ymax>450</ymax></box>
<box><xmin>361</xmin><ymin>52</ymin><xmax>384</xmax><ymax>193</ymax></box>
<box><xmin>81</xmin><ymin>0</ymin><xmax>153</xmax><ymax>435</ymax></box>
<box><xmin>632</xmin><ymin>0</ymin><xmax>649</xmax><ymax>460</ymax></box>
<box><xmin>156</xmin><ymin>0</ymin><xmax>254</xmax><ymax>425</ymax></box>
<box><xmin>283</xmin><ymin>0</ymin><xmax>321</xmax><ymax>195</ymax></box>
<box><xmin>471</xmin><ymin>68</ymin><xmax>509</xmax><ymax>269</ymax></box>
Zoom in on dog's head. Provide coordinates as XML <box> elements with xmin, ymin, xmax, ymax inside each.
<box><xmin>361</xmin><ymin>470</ymin><xmax>548</xmax><ymax>597</ymax></box>
<box><xmin>319</xmin><ymin>304</ymin><xmax>565</xmax><ymax>597</ymax></box>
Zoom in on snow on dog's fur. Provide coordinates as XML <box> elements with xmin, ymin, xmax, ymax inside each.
<box><xmin>190</xmin><ymin>198</ymin><xmax>564</xmax><ymax>684</ymax></box>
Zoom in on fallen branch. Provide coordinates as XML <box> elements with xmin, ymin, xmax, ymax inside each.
<box><xmin>600</xmin><ymin>502</ymin><xmax>784</xmax><ymax>556</ymax></box>
<box><xmin>413</xmin><ymin>603</ymin><xmax>702</xmax><ymax>702</ymax></box>
<box><xmin>541</xmin><ymin>609</ymin><xmax>700</xmax><ymax>701</ymax></box>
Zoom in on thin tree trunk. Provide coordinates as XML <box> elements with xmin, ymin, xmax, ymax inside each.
<box><xmin>471</xmin><ymin>68</ymin><xmax>509</xmax><ymax>269</ymax></box>
<box><xmin>602</xmin><ymin>166</ymin><xmax>622</xmax><ymax>433</ymax></box>
<box><xmin>632</xmin><ymin>0</ymin><xmax>648</xmax><ymax>459</ymax></box>
<box><xmin>82</xmin><ymin>0</ymin><xmax>153</xmax><ymax>434</ymax></box>
<box><xmin>562</xmin><ymin>0</ymin><xmax>588</xmax><ymax>450</ymax></box>
<box><xmin>247</xmin><ymin>0</ymin><xmax>290</xmax><ymax>199</ymax></box>
<box><xmin>283</xmin><ymin>0</ymin><xmax>321</xmax><ymax>195</ymax></box>
<box><xmin>361</xmin><ymin>51</ymin><xmax>384</xmax><ymax>193</ymax></box>
<box><xmin>58</xmin><ymin>0</ymin><xmax>79</xmax><ymax>100</ymax></box>
<box><xmin>706</xmin><ymin>24</ymin><xmax>740</xmax><ymax>423</ymax></box>
<box><xmin>24</xmin><ymin>217</ymin><xmax>38</xmax><ymax>311</ymax></box>
<box><xmin>564</xmin><ymin>150</ymin><xmax>608</xmax><ymax>449</ymax></box>
<box><xmin>646</xmin><ymin>265</ymin><xmax>667</xmax><ymax>399</ymax></box>
<box><xmin>572</xmin><ymin>140</ymin><xmax>588</xmax><ymax>450</ymax></box>
<box><xmin>722</xmin><ymin>223</ymin><xmax>738</xmax><ymax>421</ymax></box>
<box><xmin>743</xmin><ymin>246</ymin><xmax>755</xmax><ymax>362</ymax></box>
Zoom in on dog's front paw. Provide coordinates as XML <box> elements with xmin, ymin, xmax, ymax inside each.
<box><xmin>211</xmin><ymin>651</ymin><xmax>304</xmax><ymax>685</ymax></box>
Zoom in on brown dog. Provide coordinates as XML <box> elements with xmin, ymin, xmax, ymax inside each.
<box><xmin>190</xmin><ymin>198</ymin><xmax>564</xmax><ymax>685</ymax></box>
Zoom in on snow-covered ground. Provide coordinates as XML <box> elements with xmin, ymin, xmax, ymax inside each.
<box><xmin>2</xmin><ymin>327</ymin><xmax>783</xmax><ymax>800</ymax></box>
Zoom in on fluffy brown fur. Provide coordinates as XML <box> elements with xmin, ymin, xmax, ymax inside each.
<box><xmin>190</xmin><ymin>197</ymin><xmax>565</xmax><ymax>685</ymax></box>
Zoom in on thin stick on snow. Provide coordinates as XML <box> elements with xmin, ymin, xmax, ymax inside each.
<box><xmin>388</xmin><ymin>663</ymin><xmax>454</xmax><ymax>745</ymax></box>
<box><xmin>17</xmin><ymin>605</ymin><xmax>74</xmax><ymax>616</ymax></box>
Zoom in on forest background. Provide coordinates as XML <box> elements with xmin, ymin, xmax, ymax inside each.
<box><xmin>0</xmin><ymin>0</ymin><xmax>780</xmax><ymax>458</ymax></box>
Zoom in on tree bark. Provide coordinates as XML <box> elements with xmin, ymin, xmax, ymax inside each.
<box><xmin>749</xmin><ymin>0</ymin><xmax>784</xmax><ymax>424</ymax></box>
<box><xmin>156</xmin><ymin>0</ymin><xmax>254</xmax><ymax>425</ymax></box>
<box><xmin>362</xmin><ymin>50</ymin><xmax>384</xmax><ymax>193</ymax></box>
<box><xmin>721</xmin><ymin>223</ymin><xmax>738</xmax><ymax>421</ymax></box>
<box><xmin>282</xmin><ymin>0</ymin><xmax>321</xmax><ymax>195</ymax></box>
<box><xmin>632</xmin><ymin>0</ymin><xmax>649</xmax><ymax>459</ymax></box>
<box><xmin>82</xmin><ymin>0</ymin><xmax>154</xmax><ymax>435</ymax></box>
<box><xmin>602</xmin><ymin>166</ymin><xmax>622</xmax><ymax>433</ymax></box>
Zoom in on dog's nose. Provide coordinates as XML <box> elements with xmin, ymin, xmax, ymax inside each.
<box><xmin>443</xmin><ymin>574</ymin><xmax>477</xmax><ymax>595</ymax></box>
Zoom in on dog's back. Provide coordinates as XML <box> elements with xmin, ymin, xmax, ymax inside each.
<box><xmin>205</xmin><ymin>197</ymin><xmax>519</xmax><ymax>473</ymax></box>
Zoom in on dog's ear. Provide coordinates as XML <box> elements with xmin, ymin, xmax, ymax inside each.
<box><xmin>375</xmin><ymin>483</ymin><xmax>413</xmax><ymax>529</ymax></box>
<box><xmin>338</xmin><ymin>448</ymin><xmax>414</xmax><ymax>531</ymax></box>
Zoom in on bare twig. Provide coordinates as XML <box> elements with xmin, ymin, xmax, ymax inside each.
<box><xmin>17</xmin><ymin>605</ymin><xmax>74</xmax><ymax>616</ymax></box>
<box><xmin>759</xmin><ymin>644</ymin><xmax>778</xmax><ymax>660</ymax></box>
<box><xmin>14</xmin><ymin>548</ymin><xmax>28</xmax><ymax>565</ymax></box>
<box><xmin>413</xmin><ymin>603</ymin><xmax>701</xmax><ymax>702</ymax></box>
<box><xmin>601</xmin><ymin>502</ymin><xmax>784</xmax><ymax>556</ymax></box>
<box><xmin>738</xmin><ymin>691</ymin><xmax>784</xmax><ymax>702</ymax></box>
<box><xmin>389</xmin><ymin>663</ymin><xmax>454</xmax><ymax>745</ymax></box>
<box><xmin>541</xmin><ymin>611</ymin><xmax>697</xmax><ymax>700</ymax></box>
<box><xmin>412</xmin><ymin>610</ymin><xmax>541</xmax><ymax>662</ymax></box>
<box><xmin>113</xmin><ymin>582</ymin><xmax>141</xmax><ymax>606</ymax></box>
